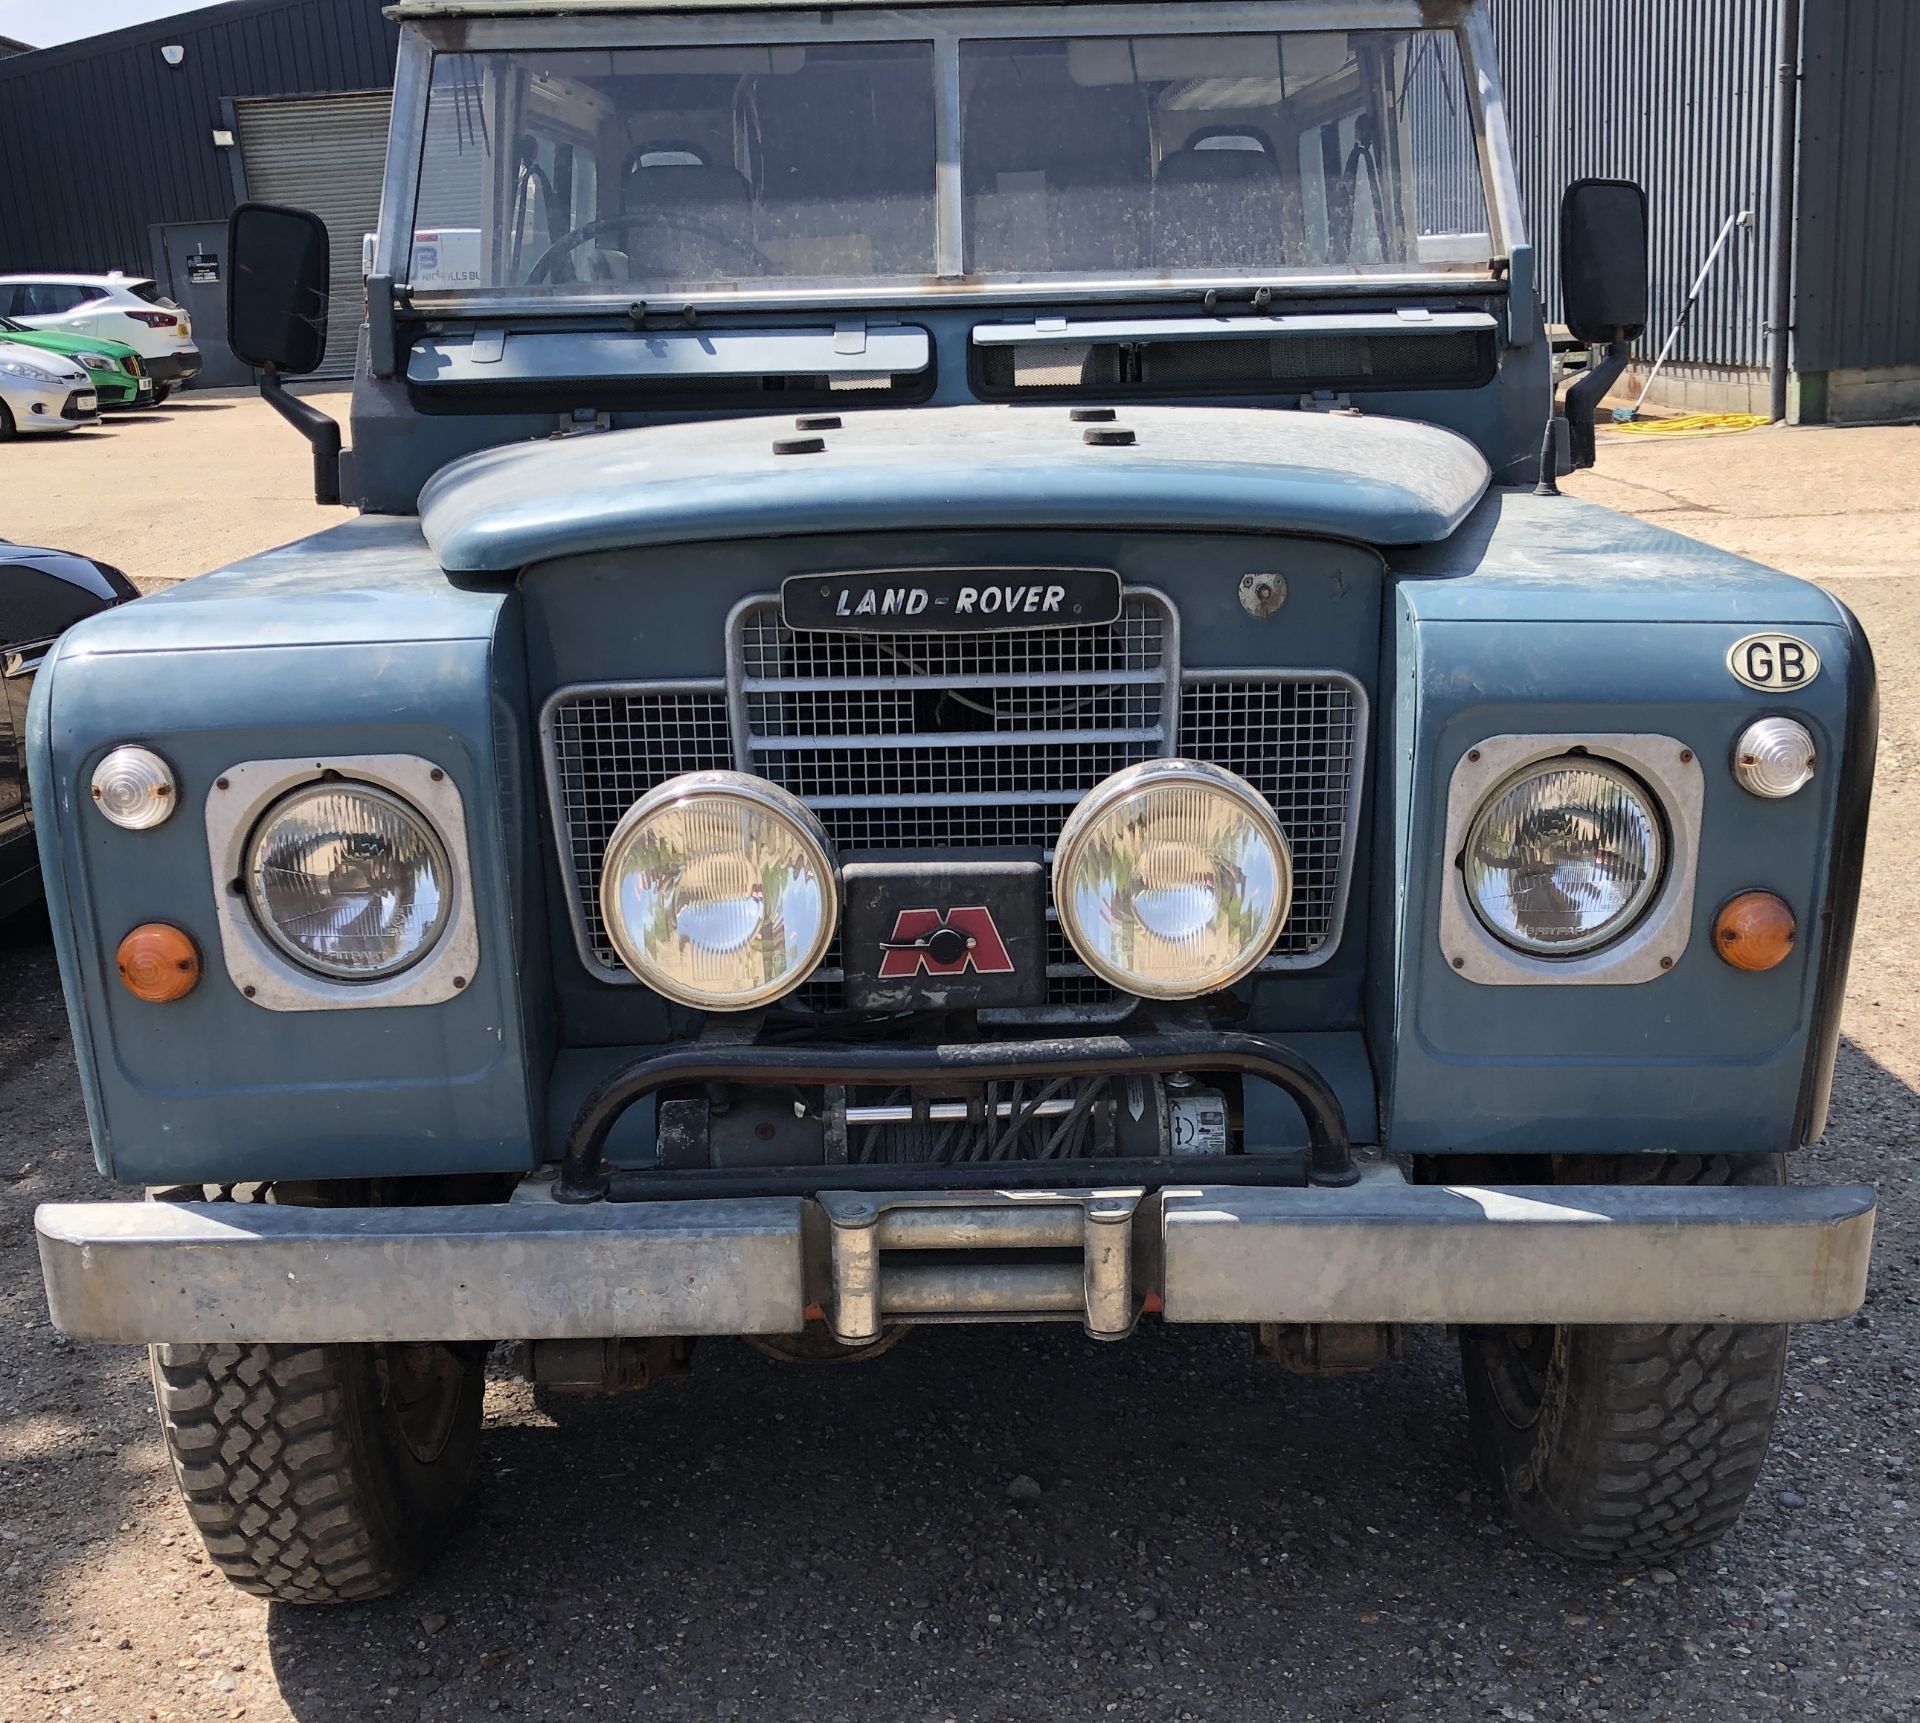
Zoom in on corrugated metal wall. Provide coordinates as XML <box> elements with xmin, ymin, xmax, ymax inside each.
<box><xmin>0</xmin><ymin>0</ymin><xmax>398</xmax><ymax>279</ymax></box>
<box><xmin>237</xmin><ymin>92</ymin><xmax>395</xmax><ymax>379</ymax></box>
<box><xmin>1793</xmin><ymin>0</ymin><xmax>1920</xmax><ymax>373</ymax></box>
<box><xmin>1485</xmin><ymin>0</ymin><xmax>1780</xmax><ymax>370</ymax></box>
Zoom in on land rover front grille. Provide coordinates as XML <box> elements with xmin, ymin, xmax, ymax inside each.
<box><xmin>542</xmin><ymin>590</ymin><xmax>1364</xmax><ymax>1013</ymax></box>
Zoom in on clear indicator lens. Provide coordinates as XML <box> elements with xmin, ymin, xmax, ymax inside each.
<box><xmin>90</xmin><ymin>745</ymin><xmax>176</xmax><ymax>830</ymax></box>
<box><xmin>1055</xmin><ymin>761</ymin><xmax>1290</xmax><ymax>999</ymax></box>
<box><xmin>1464</xmin><ymin>760</ymin><xmax>1665</xmax><ymax>955</ymax></box>
<box><xmin>245</xmin><ymin>784</ymin><xmax>451</xmax><ymax>979</ymax></box>
<box><xmin>600</xmin><ymin>778</ymin><xmax>835</xmax><ymax>1009</ymax></box>
<box><xmin>1733</xmin><ymin>717</ymin><xmax>1816</xmax><ymax>799</ymax></box>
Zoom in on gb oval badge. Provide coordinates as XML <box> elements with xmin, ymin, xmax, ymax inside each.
<box><xmin>1727</xmin><ymin>632</ymin><xmax>1820</xmax><ymax>692</ymax></box>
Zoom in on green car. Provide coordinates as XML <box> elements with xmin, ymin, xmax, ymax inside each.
<box><xmin>0</xmin><ymin>317</ymin><xmax>154</xmax><ymax>410</ymax></box>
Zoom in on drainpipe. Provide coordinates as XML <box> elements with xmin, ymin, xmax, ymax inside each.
<box><xmin>1768</xmin><ymin>0</ymin><xmax>1802</xmax><ymax>423</ymax></box>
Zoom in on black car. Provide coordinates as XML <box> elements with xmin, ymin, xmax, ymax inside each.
<box><xmin>1</xmin><ymin>541</ymin><xmax>137</xmax><ymax>918</ymax></box>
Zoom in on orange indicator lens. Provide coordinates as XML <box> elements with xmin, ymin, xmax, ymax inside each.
<box><xmin>1713</xmin><ymin>892</ymin><xmax>1796</xmax><ymax>972</ymax></box>
<box><xmin>117</xmin><ymin>923</ymin><xmax>201</xmax><ymax>1002</ymax></box>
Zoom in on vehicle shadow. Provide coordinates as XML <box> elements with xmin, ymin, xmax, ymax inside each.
<box><xmin>250</xmin><ymin>1033</ymin><xmax>1917</xmax><ymax>1723</ymax></box>
<box><xmin>0</xmin><ymin>428</ymin><xmax>110</xmax><ymax>446</ymax></box>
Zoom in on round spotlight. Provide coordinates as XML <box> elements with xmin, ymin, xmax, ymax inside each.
<box><xmin>90</xmin><ymin>745</ymin><xmax>176</xmax><ymax>830</ymax></box>
<box><xmin>1463</xmin><ymin>757</ymin><xmax>1665</xmax><ymax>955</ymax></box>
<box><xmin>599</xmin><ymin>772</ymin><xmax>836</xmax><ymax>1010</ymax></box>
<box><xmin>1053</xmin><ymin>758</ymin><xmax>1290</xmax><ymax>1000</ymax></box>
<box><xmin>1733</xmin><ymin>717</ymin><xmax>1816</xmax><ymax>799</ymax></box>
<box><xmin>245</xmin><ymin>782</ymin><xmax>452</xmax><ymax>979</ymax></box>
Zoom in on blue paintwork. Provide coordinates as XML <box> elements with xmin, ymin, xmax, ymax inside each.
<box><xmin>352</xmin><ymin>295</ymin><xmax>1544</xmax><ymax>516</ymax></box>
<box><xmin>29</xmin><ymin>479</ymin><xmax>1871</xmax><ymax>1182</ymax></box>
<box><xmin>1374</xmin><ymin>489</ymin><xmax>1863</xmax><ymax>1155</ymax></box>
<box><xmin>420</xmin><ymin>404</ymin><xmax>1492</xmax><ymax>573</ymax></box>
<box><xmin>28</xmin><ymin>518</ymin><xmax>541</xmax><ymax>1184</ymax></box>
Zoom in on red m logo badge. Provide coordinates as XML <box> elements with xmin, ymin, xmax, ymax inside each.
<box><xmin>877</xmin><ymin>906</ymin><xmax>1016</xmax><ymax>978</ymax></box>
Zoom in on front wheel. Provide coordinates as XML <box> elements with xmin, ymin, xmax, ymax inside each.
<box><xmin>151</xmin><ymin>384</ymin><xmax>173</xmax><ymax>405</ymax></box>
<box><xmin>1460</xmin><ymin>1153</ymin><xmax>1790</xmax><ymax>1562</ymax></box>
<box><xmin>151</xmin><ymin>1340</ymin><xmax>484</xmax><ymax>1603</ymax></box>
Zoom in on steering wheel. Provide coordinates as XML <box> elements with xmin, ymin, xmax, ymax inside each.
<box><xmin>524</xmin><ymin>211</ymin><xmax>778</xmax><ymax>285</ymax></box>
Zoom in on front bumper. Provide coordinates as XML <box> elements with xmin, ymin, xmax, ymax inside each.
<box><xmin>36</xmin><ymin>1166</ymin><xmax>1875</xmax><ymax>1346</ymax></box>
<box><xmin>94</xmin><ymin>372</ymin><xmax>151</xmax><ymax>409</ymax></box>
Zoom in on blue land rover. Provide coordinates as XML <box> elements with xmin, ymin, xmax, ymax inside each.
<box><xmin>31</xmin><ymin>0</ymin><xmax>1876</xmax><ymax>1601</ymax></box>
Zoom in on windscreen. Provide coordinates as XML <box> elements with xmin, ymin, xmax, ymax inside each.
<box><xmin>961</xmin><ymin>32</ymin><xmax>1488</xmax><ymax>275</ymax></box>
<box><xmin>413</xmin><ymin>43</ymin><xmax>938</xmax><ymax>293</ymax></box>
<box><xmin>409</xmin><ymin>28</ymin><xmax>1488</xmax><ymax>296</ymax></box>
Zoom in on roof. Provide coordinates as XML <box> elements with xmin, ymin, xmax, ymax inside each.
<box><xmin>416</xmin><ymin>402</ymin><xmax>1491</xmax><ymax>572</ymax></box>
<box><xmin>0</xmin><ymin>274</ymin><xmax>155</xmax><ymax>288</ymax></box>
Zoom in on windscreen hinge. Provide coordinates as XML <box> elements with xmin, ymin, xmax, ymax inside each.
<box><xmin>553</xmin><ymin>407</ymin><xmax>611</xmax><ymax>437</ymax></box>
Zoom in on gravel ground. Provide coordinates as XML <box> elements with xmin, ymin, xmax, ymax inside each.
<box><xmin>2</xmin><ymin>411</ymin><xmax>1918</xmax><ymax>1722</ymax></box>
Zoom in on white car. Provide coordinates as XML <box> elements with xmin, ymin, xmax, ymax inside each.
<box><xmin>0</xmin><ymin>345</ymin><xmax>99</xmax><ymax>436</ymax></box>
<box><xmin>0</xmin><ymin>274</ymin><xmax>203</xmax><ymax>402</ymax></box>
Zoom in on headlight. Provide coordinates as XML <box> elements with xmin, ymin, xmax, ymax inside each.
<box><xmin>1463</xmin><ymin>758</ymin><xmax>1665</xmax><ymax>955</ymax></box>
<box><xmin>0</xmin><ymin>355</ymin><xmax>61</xmax><ymax>383</ymax></box>
<box><xmin>599</xmin><ymin>771</ymin><xmax>836</xmax><ymax>1010</ymax></box>
<box><xmin>74</xmin><ymin>351</ymin><xmax>117</xmax><ymax>371</ymax></box>
<box><xmin>244</xmin><ymin>782</ymin><xmax>452</xmax><ymax>978</ymax></box>
<box><xmin>1053</xmin><ymin>758</ymin><xmax>1290</xmax><ymax>999</ymax></box>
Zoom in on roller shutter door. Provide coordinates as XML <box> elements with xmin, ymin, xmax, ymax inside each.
<box><xmin>237</xmin><ymin>92</ymin><xmax>393</xmax><ymax>381</ymax></box>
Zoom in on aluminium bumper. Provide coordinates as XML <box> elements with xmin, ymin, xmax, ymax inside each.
<box><xmin>36</xmin><ymin>1167</ymin><xmax>1874</xmax><ymax>1346</ymax></box>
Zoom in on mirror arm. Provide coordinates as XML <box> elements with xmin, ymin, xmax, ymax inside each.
<box><xmin>1563</xmin><ymin>335</ymin><xmax>1631</xmax><ymax>470</ymax></box>
<box><xmin>260</xmin><ymin>364</ymin><xmax>343</xmax><ymax>506</ymax></box>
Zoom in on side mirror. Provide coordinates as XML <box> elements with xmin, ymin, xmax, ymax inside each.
<box><xmin>227</xmin><ymin>201</ymin><xmax>330</xmax><ymax>374</ymax></box>
<box><xmin>226</xmin><ymin>202</ymin><xmax>343</xmax><ymax>505</ymax></box>
<box><xmin>1560</xmin><ymin>178</ymin><xmax>1649</xmax><ymax>342</ymax></box>
<box><xmin>1556</xmin><ymin>178</ymin><xmax>1649</xmax><ymax>471</ymax></box>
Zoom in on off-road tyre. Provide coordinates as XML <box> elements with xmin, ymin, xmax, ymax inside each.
<box><xmin>1460</xmin><ymin>1153</ymin><xmax>1790</xmax><ymax>1563</ymax></box>
<box><xmin>151</xmin><ymin>1340</ymin><xmax>484</xmax><ymax>1604</ymax></box>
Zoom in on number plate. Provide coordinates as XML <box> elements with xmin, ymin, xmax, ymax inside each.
<box><xmin>782</xmin><ymin>567</ymin><xmax>1122</xmax><ymax>634</ymax></box>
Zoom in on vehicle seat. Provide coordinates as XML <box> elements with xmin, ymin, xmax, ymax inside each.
<box><xmin>745</xmin><ymin>66</ymin><xmax>935</xmax><ymax>276</ymax></box>
<box><xmin>1152</xmin><ymin>143</ymin><xmax>1292</xmax><ymax>271</ymax></box>
<box><xmin>619</xmin><ymin>151</ymin><xmax>757</xmax><ymax>281</ymax></box>
<box><xmin>962</xmin><ymin>78</ymin><xmax>1152</xmax><ymax>274</ymax></box>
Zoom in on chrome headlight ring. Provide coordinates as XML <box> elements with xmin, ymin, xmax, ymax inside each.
<box><xmin>1053</xmin><ymin>757</ymin><xmax>1292</xmax><ymax>1000</ymax></box>
<box><xmin>598</xmin><ymin>770</ymin><xmax>838</xmax><ymax>1010</ymax></box>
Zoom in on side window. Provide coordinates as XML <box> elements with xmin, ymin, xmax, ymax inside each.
<box><xmin>0</xmin><ymin>286</ymin><xmax>17</xmax><ymax>316</ymax></box>
<box><xmin>20</xmin><ymin>283</ymin><xmax>86</xmax><ymax>315</ymax></box>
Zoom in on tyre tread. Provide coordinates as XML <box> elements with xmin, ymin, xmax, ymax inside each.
<box><xmin>1462</xmin><ymin>1153</ymin><xmax>1790</xmax><ymax>1563</ymax></box>
<box><xmin>152</xmin><ymin>1343</ymin><xmax>439</xmax><ymax>1604</ymax></box>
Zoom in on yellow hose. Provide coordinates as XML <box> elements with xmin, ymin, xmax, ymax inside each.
<box><xmin>1609</xmin><ymin>412</ymin><xmax>1770</xmax><ymax>436</ymax></box>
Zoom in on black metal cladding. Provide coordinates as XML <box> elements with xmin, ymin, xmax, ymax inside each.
<box><xmin>0</xmin><ymin>0</ymin><xmax>398</xmax><ymax>277</ymax></box>
<box><xmin>1793</xmin><ymin>0</ymin><xmax>1920</xmax><ymax>374</ymax></box>
<box><xmin>1487</xmin><ymin>0</ymin><xmax>1920</xmax><ymax>377</ymax></box>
